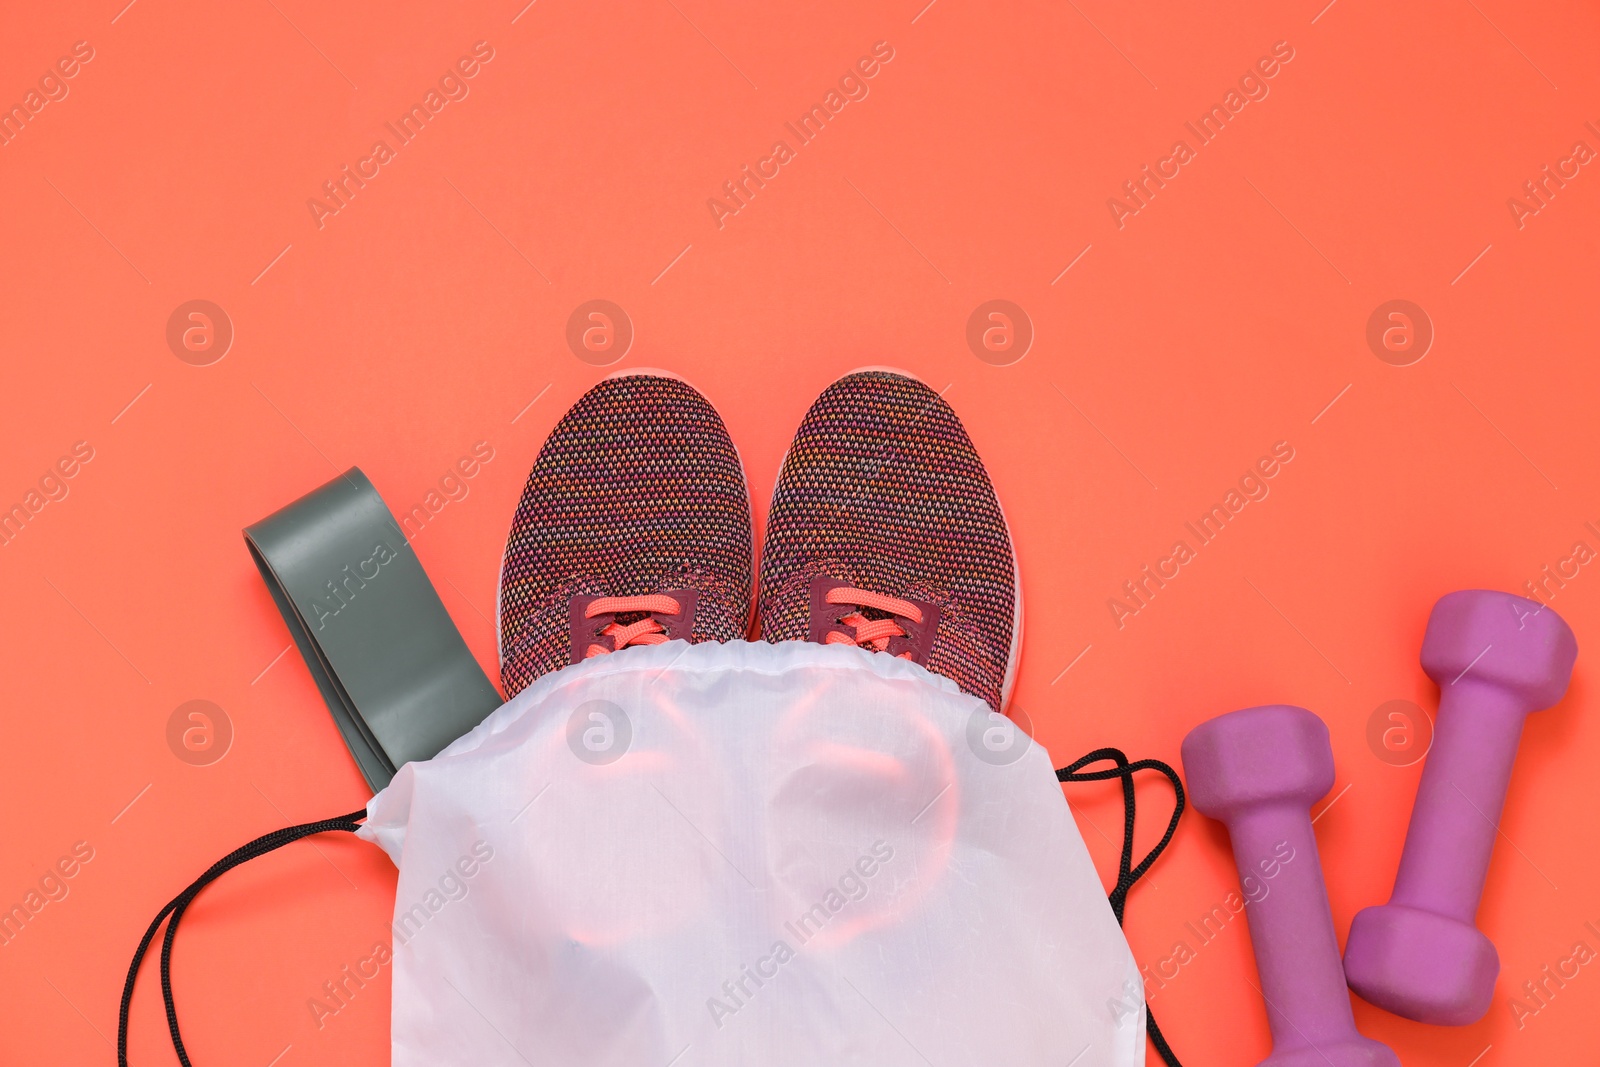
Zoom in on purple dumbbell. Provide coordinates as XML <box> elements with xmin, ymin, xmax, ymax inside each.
<box><xmin>1343</xmin><ymin>590</ymin><xmax>1577</xmax><ymax>1024</ymax></box>
<box><xmin>1183</xmin><ymin>706</ymin><xmax>1398</xmax><ymax>1067</ymax></box>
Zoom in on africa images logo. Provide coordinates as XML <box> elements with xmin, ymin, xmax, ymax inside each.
<box><xmin>1106</xmin><ymin>40</ymin><xmax>1296</xmax><ymax>229</ymax></box>
<box><xmin>0</xmin><ymin>40</ymin><xmax>96</xmax><ymax>149</ymax></box>
<box><xmin>705</xmin><ymin>840</ymin><xmax>895</xmax><ymax>1029</ymax></box>
<box><xmin>706</xmin><ymin>41</ymin><xmax>896</xmax><ymax>229</ymax></box>
<box><xmin>305</xmin><ymin>41</ymin><xmax>496</xmax><ymax>229</ymax></box>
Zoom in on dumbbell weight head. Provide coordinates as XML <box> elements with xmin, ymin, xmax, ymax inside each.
<box><xmin>1418</xmin><ymin>590</ymin><xmax>1577</xmax><ymax>705</ymax></box>
<box><xmin>1344</xmin><ymin>904</ymin><xmax>1498</xmax><ymax>1025</ymax></box>
<box><xmin>1184</xmin><ymin>704</ymin><xmax>1334</xmax><ymax>819</ymax></box>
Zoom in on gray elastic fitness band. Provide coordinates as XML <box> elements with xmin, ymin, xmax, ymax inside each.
<box><xmin>243</xmin><ymin>468</ymin><xmax>503</xmax><ymax>792</ymax></box>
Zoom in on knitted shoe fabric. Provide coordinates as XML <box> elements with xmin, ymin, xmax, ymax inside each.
<box><xmin>757</xmin><ymin>370</ymin><xmax>1018</xmax><ymax>711</ymax></box>
<box><xmin>497</xmin><ymin>372</ymin><xmax>753</xmax><ymax>697</ymax></box>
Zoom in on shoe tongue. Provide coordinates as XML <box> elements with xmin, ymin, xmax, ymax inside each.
<box><xmin>806</xmin><ymin>575</ymin><xmax>940</xmax><ymax>664</ymax></box>
<box><xmin>568</xmin><ymin>589</ymin><xmax>699</xmax><ymax>665</ymax></box>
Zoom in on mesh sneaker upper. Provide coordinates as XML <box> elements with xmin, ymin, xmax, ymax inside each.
<box><xmin>757</xmin><ymin>371</ymin><xmax>1018</xmax><ymax>711</ymax></box>
<box><xmin>497</xmin><ymin>374</ymin><xmax>753</xmax><ymax>696</ymax></box>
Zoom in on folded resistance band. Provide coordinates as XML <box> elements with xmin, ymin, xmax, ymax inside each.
<box><xmin>243</xmin><ymin>467</ymin><xmax>504</xmax><ymax>792</ymax></box>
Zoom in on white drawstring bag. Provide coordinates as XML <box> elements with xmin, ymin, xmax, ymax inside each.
<box><xmin>359</xmin><ymin>640</ymin><xmax>1147</xmax><ymax>1067</ymax></box>
<box><xmin>122</xmin><ymin>639</ymin><xmax>1183</xmax><ymax>1067</ymax></box>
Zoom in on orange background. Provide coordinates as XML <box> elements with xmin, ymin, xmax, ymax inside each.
<box><xmin>2</xmin><ymin>0</ymin><xmax>1596</xmax><ymax>1063</ymax></box>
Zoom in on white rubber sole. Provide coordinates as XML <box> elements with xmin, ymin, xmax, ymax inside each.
<box><xmin>603</xmin><ymin>365</ymin><xmax>686</xmax><ymax>383</ymax></box>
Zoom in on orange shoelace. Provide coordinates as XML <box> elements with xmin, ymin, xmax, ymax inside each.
<box><xmin>822</xmin><ymin>586</ymin><xmax>922</xmax><ymax>659</ymax></box>
<box><xmin>583</xmin><ymin>594</ymin><xmax>682</xmax><ymax>658</ymax></box>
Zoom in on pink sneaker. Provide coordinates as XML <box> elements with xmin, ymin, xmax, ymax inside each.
<box><xmin>757</xmin><ymin>370</ymin><xmax>1019</xmax><ymax>711</ymax></box>
<box><xmin>497</xmin><ymin>373</ymin><xmax>753</xmax><ymax>696</ymax></box>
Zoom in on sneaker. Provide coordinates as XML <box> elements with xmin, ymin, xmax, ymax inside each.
<box><xmin>497</xmin><ymin>371</ymin><xmax>753</xmax><ymax>697</ymax></box>
<box><xmin>757</xmin><ymin>369</ymin><xmax>1020</xmax><ymax>711</ymax></box>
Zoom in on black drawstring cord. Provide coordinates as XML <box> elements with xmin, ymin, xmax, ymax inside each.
<box><xmin>118</xmin><ymin>808</ymin><xmax>367</xmax><ymax>1067</ymax></box>
<box><xmin>1057</xmin><ymin>748</ymin><xmax>1186</xmax><ymax>1067</ymax></box>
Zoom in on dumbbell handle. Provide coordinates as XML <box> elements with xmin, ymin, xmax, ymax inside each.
<box><xmin>1227</xmin><ymin>804</ymin><xmax>1355</xmax><ymax>1050</ymax></box>
<box><xmin>1390</xmin><ymin>680</ymin><xmax>1528</xmax><ymax>921</ymax></box>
